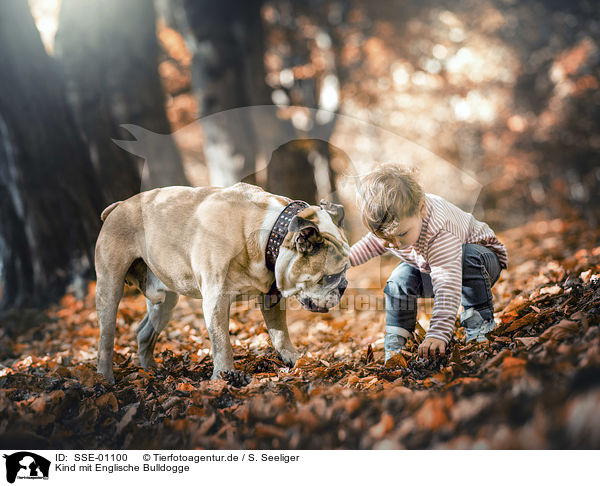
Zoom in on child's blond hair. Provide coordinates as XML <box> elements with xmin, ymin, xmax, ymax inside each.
<box><xmin>358</xmin><ymin>164</ymin><xmax>424</xmax><ymax>239</ymax></box>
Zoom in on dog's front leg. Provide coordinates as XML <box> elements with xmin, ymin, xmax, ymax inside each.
<box><xmin>201</xmin><ymin>291</ymin><xmax>235</xmax><ymax>379</ymax></box>
<box><xmin>261</xmin><ymin>298</ymin><xmax>301</xmax><ymax>367</ymax></box>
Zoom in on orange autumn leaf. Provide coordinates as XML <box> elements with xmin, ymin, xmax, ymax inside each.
<box><xmin>505</xmin><ymin>312</ymin><xmax>538</xmax><ymax>332</ymax></box>
<box><xmin>384</xmin><ymin>353</ymin><xmax>408</xmax><ymax>368</ymax></box>
<box><xmin>415</xmin><ymin>396</ymin><xmax>451</xmax><ymax>430</ymax></box>
<box><xmin>96</xmin><ymin>392</ymin><xmax>119</xmax><ymax>412</ymax></box>
<box><xmin>369</xmin><ymin>412</ymin><xmax>395</xmax><ymax>439</ymax></box>
<box><xmin>176</xmin><ymin>382</ymin><xmax>195</xmax><ymax>392</ymax></box>
<box><xmin>185</xmin><ymin>405</ymin><xmax>205</xmax><ymax>416</ymax></box>
<box><xmin>501</xmin><ymin>356</ymin><xmax>527</xmax><ymax>380</ymax></box>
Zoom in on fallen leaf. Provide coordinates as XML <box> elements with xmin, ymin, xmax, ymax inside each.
<box><xmin>255</xmin><ymin>423</ymin><xmax>287</xmax><ymax>439</ymax></box>
<box><xmin>579</xmin><ymin>270</ymin><xmax>592</xmax><ymax>283</ymax></box>
<box><xmin>344</xmin><ymin>397</ymin><xmax>362</xmax><ymax>414</ymax></box>
<box><xmin>483</xmin><ymin>349</ymin><xmax>511</xmax><ymax>369</ymax></box>
<box><xmin>431</xmin><ymin>366</ymin><xmax>454</xmax><ymax>384</ymax></box>
<box><xmin>414</xmin><ymin>396</ymin><xmax>451</xmax><ymax>430</ymax></box>
<box><xmin>506</xmin><ymin>312</ymin><xmax>538</xmax><ymax>332</ymax></box>
<box><xmin>501</xmin><ymin>356</ymin><xmax>527</xmax><ymax>380</ymax></box>
<box><xmin>539</xmin><ymin>285</ymin><xmax>562</xmax><ymax>296</ymax></box>
<box><xmin>515</xmin><ymin>337</ymin><xmax>539</xmax><ymax>349</ymax></box>
<box><xmin>96</xmin><ymin>393</ymin><xmax>118</xmax><ymax>412</ymax></box>
<box><xmin>73</xmin><ymin>365</ymin><xmax>103</xmax><ymax>387</ymax></box>
<box><xmin>347</xmin><ymin>375</ymin><xmax>360</xmax><ymax>386</ymax></box>
<box><xmin>195</xmin><ymin>379</ymin><xmax>227</xmax><ymax>396</ymax></box>
<box><xmin>446</xmin><ymin>377</ymin><xmax>481</xmax><ymax>388</ymax></box>
<box><xmin>384</xmin><ymin>353</ymin><xmax>407</xmax><ymax>368</ymax></box>
<box><xmin>450</xmin><ymin>395</ymin><xmax>492</xmax><ymax>423</ymax></box>
<box><xmin>570</xmin><ymin>311</ymin><xmax>589</xmax><ymax>333</ymax></box>
<box><xmin>196</xmin><ymin>413</ymin><xmax>216</xmax><ymax>436</ymax></box>
<box><xmin>116</xmin><ymin>403</ymin><xmax>139</xmax><ymax>435</ymax></box>
<box><xmin>369</xmin><ymin>412</ymin><xmax>395</xmax><ymax>439</ymax></box>
<box><xmin>176</xmin><ymin>382</ymin><xmax>195</xmax><ymax>392</ymax></box>
<box><xmin>293</xmin><ymin>356</ymin><xmax>316</xmax><ymax>369</ymax></box>
<box><xmin>500</xmin><ymin>295</ymin><xmax>529</xmax><ymax>319</ymax></box>
<box><xmin>540</xmin><ymin>319</ymin><xmax>579</xmax><ymax>341</ymax></box>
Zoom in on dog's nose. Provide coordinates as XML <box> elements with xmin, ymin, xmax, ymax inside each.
<box><xmin>338</xmin><ymin>278</ymin><xmax>347</xmax><ymax>296</ymax></box>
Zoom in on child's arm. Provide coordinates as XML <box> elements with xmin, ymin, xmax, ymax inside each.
<box><xmin>349</xmin><ymin>232</ymin><xmax>388</xmax><ymax>266</ymax></box>
<box><xmin>419</xmin><ymin>231</ymin><xmax>462</xmax><ymax>356</ymax></box>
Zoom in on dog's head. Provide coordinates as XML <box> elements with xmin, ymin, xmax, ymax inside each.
<box><xmin>276</xmin><ymin>200</ymin><xmax>350</xmax><ymax>312</ymax></box>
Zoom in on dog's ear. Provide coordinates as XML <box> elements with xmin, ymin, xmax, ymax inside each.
<box><xmin>319</xmin><ymin>199</ymin><xmax>345</xmax><ymax>227</ymax></box>
<box><xmin>289</xmin><ymin>215</ymin><xmax>322</xmax><ymax>253</ymax></box>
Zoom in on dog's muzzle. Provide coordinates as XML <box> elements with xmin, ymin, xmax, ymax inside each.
<box><xmin>300</xmin><ymin>278</ymin><xmax>348</xmax><ymax>313</ymax></box>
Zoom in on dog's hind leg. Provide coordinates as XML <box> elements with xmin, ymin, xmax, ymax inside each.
<box><xmin>95</xmin><ymin>224</ymin><xmax>138</xmax><ymax>383</ymax></box>
<box><xmin>137</xmin><ymin>291</ymin><xmax>179</xmax><ymax>369</ymax></box>
<box><xmin>96</xmin><ymin>270</ymin><xmax>127</xmax><ymax>384</ymax></box>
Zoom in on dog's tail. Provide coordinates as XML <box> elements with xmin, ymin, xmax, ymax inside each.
<box><xmin>100</xmin><ymin>201</ymin><xmax>122</xmax><ymax>222</ymax></box>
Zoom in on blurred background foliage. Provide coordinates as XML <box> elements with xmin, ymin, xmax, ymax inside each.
<box><xmin>0</xmin><ymin>0</ymin><xmax>599</xmax><ymax>309</ymax></box>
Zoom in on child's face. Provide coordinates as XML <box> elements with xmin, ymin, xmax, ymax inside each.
<box><xmin>378</xmin><ymin>201</ymin><xmax>425</xmax><ymax>250</ymax></box>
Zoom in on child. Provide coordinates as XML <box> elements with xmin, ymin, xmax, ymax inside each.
<box><xmin>350</xmin><ymin>165</ymin><xmax>507</xmax><ymax>361</ymax></box>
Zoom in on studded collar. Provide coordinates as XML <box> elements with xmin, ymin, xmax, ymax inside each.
<box><xmin>265</xmin><ymin>200</ymin><xmax>309</xmax><ymax>272</ymax></box>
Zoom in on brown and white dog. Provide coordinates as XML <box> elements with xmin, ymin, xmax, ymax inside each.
<box><xmin>95</xmin><ymin>182</ymin><xmax>350</xmax><ymax>383</ymax></box>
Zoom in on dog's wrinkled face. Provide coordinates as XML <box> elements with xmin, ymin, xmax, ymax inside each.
<box><xmin>276</xmin><ymin>200</ymin><xmax>350</xmax><ymax>312</ymax></box>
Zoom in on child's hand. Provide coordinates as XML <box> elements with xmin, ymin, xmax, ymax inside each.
<box><xmin>418</xmin><ymin>337</ymin><xmax>446</xmax><ymax>359</ymax></box>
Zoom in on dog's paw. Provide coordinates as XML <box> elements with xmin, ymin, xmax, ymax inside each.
<box><xmin>277</xmin><ymin>348</ymin><xmax>301</xmax><ymax>368</ymax></box>
<box><xmin>139</xmin><ymin>354</ymin><xmax>158</xmax><ymax>370</ymax></box>
<box><xmin>212</xmin><ymin>370</ymin><xmax>252</xmax><ymax>387</ymax></box>
<box><xmin>98</xmin><ymin>368</ymin><xmax>115</xmax><ymax>385</ymax></box>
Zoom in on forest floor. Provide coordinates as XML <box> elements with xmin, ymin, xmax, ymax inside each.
<box><xmin>0</xmin><ymin>217</ymin><xmax>599</xmax><ymax>449</ymax></box>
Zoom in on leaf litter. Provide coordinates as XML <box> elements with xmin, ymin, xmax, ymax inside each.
<box><xmin>0</xmin><ymin>218</ymin><xmax>599</xmax><ymax>449</ymax></box>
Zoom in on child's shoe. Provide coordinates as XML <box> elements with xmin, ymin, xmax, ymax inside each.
<box><xmin>384</xmin><ymin>327</ymin><xmax>408</xmax><ymax>362</ymax></box>
<box><xmin>461</xmin><ymin>308</ymin><xmax>496</xmax><ymax>343</ymax></box>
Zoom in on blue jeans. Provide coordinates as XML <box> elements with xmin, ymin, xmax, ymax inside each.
<box><xmin>384</xmin><ymin>244</ymin><xmax>502</xmax><ymax>335</ymax></box>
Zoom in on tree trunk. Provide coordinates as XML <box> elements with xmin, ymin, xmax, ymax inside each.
<box><xmin>0</xmin><ymin>1</ymin><xmax>105</xmax><ymax>310</ymax></box>
<box><xmin>260</xmin><ymin>0</ymin><xmax>342</xmax><ymax>204</ymax></box>
<box><xmin>55</xmin><ymin>0</ymin><xmax>188</xmax><ymax>197</ymax></box>
<box><xmin>160</xmin><ymin>0</ymin><xmax>264</xmax><ymax>187</ymax></box>
<box><xmin>173</xmin><ymin>0</ymin><xmax>341</xmax><ymax>204</ymax></box>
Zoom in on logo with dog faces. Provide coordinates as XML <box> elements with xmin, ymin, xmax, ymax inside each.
<box><xmin>3</xmin><ymin>452</ymin><xmax>50</xmax><ymax>483</ymax></box>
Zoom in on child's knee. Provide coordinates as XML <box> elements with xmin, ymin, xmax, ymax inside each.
<box><xmin>462</xmin><ymin>244</ymin><xmax>501</xmax><ymax>285</ymax></box>
<box><xmin>462</xmin><ymin>244</ymin><xmax>484</xmax><ymax>267</ymax></box>
<box><xmin>385</xmin><ymin>264</ymin><xmax>421</xmax><ymax>297</ymax></box>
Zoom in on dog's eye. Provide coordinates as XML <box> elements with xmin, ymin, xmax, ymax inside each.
<box><xmin>322</xmin><ymin>273</ymin><xmax>341</xmax><ymax>286</ymax></box>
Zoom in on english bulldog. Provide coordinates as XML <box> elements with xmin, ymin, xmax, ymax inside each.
<box><xmin>95</xmin><ymin>182</ymin><xmax>350</xmax><ymax>383</ymax></box>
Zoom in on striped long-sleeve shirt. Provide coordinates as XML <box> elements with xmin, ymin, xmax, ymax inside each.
<box><xmin>350</xmin><ymin>194</ymin><xmax>508</xmax><ymax>343</ymax></box>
